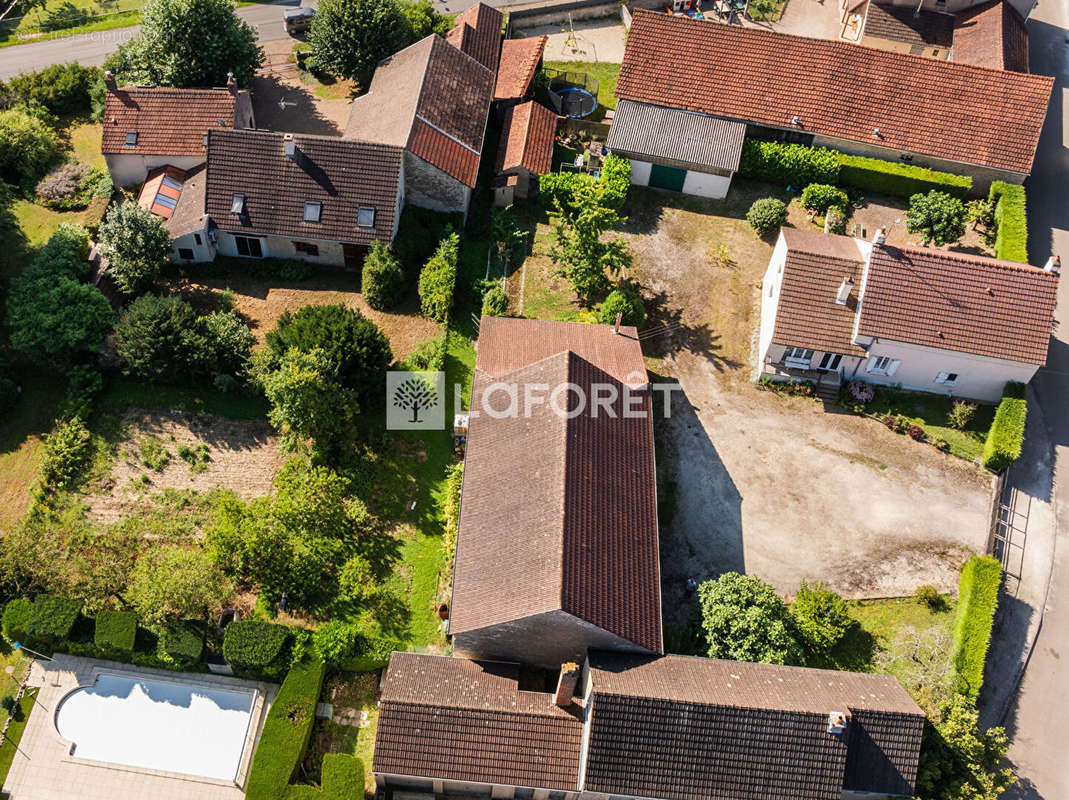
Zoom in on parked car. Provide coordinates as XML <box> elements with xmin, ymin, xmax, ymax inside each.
<box><xmin>284</xmin><ymin>6</ymin><xmax>315</xmax><ymax>35</ymax></box>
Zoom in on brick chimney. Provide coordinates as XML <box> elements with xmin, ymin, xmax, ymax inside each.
<box><xmin>553</xmin><ymin>662</ymin><xmax>580</xmax><ymax>707</ymax></box>
<box><xmin>104</xmin><ymin>70</ymin><xmax>116</xmax><ymax>91</ymax></box>
<box><xmin>612</xmin><ymin>312</ymin><xmax>623</xmax><ymax>335</ymax></box>
<box><xmin>226</xmin><ymin>71</ymin><xmax>237</xmax><ymax>93</ymax></box>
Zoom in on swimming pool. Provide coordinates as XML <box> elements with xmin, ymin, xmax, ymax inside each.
<box><xmin>55</xmin><ymin>673</ymin><xmax>257</xmax><ymax>782</ymax></box>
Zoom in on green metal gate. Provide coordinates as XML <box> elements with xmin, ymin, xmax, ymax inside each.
<box><xmin>648</xmin><ymin>163</ymin><xmax>687</xmax><ymax>192</ymax></box>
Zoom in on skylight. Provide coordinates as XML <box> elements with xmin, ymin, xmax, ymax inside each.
<box><xmin>125</xmin><ymin>131</ymin><xmax>138</xmax><ymax>146</ymax></box>
<box><xmin>231</xmin><ymin>195</ymin><xmax>245</xmax><ymax>214</ymax></box>
<box><xmin>357</xmin><ymin>207</ymin><xmax>375</xmax><ymax>228</ymax></box>
<box><xmin>304</xmin><ymin>202</ymin><xmax>322</xmax><ymax>223</ymax></box>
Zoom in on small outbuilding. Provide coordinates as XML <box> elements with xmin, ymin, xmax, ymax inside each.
<box><xmin>494</xmin><ymin>100</ymin><xmax>558</xmax><ymax>204</ymax></box>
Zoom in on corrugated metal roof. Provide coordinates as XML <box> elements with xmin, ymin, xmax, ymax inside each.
<box><xmin>606</xmin><ymin>99</ymin><xmax>746</xmax><ymax>172</ymax></box>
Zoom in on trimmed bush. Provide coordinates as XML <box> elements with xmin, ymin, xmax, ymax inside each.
<box><xmin>244</xmin><ymin>656</ymin><xmax>326</xmax><ymax>800</ymax></box>
<box><xmin>950</xmin><ymin>555</ymin><xmax>1002</xmax><ymax>699</ymax></box>
<box><xmin>159</xmin><ymin>619</ymin><xmax>205</xmax><ymax>666</ymax></box>
<box><xmin>746</xmin><ymin>198</ymin><xmax>788</xmax><ymax>236</ymax></box>
<box><xmin>800</xmin><ymin>183</ymin><xmax>848</xmax><ymax>214</ymax></box>
<box><xmin>838</xmin><ymin>154</ymin><xmax>971</xmax><ymax>199</ymax></box>
<box><xmin>418</xmin><ymin>232</ymin><xmax>460</xmax><ymax>322</ymax></box>
<box><xmin>598</xmin><ymin>153</ymin><xmax>631</xmax><ymax>210</ymax></box>
<box><xmin>481</xmin><ymin>285</ymin><xmax>508</xmax><ymax>317</ymax></box>
<box><xmin>1</xmin><ymin>599</ymin><xmax>33</xmax><ymax>645</ymax></box>
<box><xmin>223</xmin><ymin>620</ymin><xmax>290</xmax><ymax>673</ymax></box>
<box><xmin>983</xmin><ymin>381</ymin><xmax>1027</xmax><ymax>471</ymax></box>
<box><xmin>989</xmin><ymin>181</ymin><xmax>1028</xmax><ymax>263</ymax></box>
<box><xmin>94</xmin><ymin>610</ymin><xmax>137</xmax><ymax>658</ymax></box>
<box><xmin>540</xmin><ymin>154</ymin><xmax>631</xmax><ymax>212</ymax></box>
<box><xmin>312</xmin><ymin>622</ymin><xmax>395</xmax><ymax>672</ymax></box>
<box><xmin>27</xmin><ymin>594</ymin><xmax>83</xmax><ymax>647</ymax></box>
<box><xmin>361</xmin><ymin>242</ymin><xmax>406</xmax><ymax>311</ymax></box>
<box><xmin>287</xmin><ymin>753</ymin><xmax>365</xmax><ymax>799</ymax></box>
<box><xmin>598</xmin><ymin>287</ymin><xmax>647</xmax><ymax>329</ymax></box>
<box><xmin>738</xmin><ymin>140</ymin><xmax>840</xmax><ymax>187</ymax></box>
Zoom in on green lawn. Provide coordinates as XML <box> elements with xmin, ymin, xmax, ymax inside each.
<box><xmin>748</xmin><ymin>0</ymin><xmax>788</xmax><ymax>21</ymax></box>
<box><xmin>0</xmin><ymin>0</ymin><xmax>141</xmax><ymax>45</ymax></box>
<box><xmin>68</xmin><ymin>120</ymin><xmax>106</xmax><ymax>171</ymax></box>
<box><xmin>863</xmin><ymin>391</ymin><xmax>995</xmax><ymax>461</ymax></box>
<box><xmin>0</xmin><ymin>688</ymin><xmax>37</xmax><ymax>788</ymax></box>
<box><xmin>544</xmin><ymin>60</ymin><xmax>620</xmax><ymax>121</ymax></box>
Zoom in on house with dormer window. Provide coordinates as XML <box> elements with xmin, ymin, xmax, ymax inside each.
<box><xmin>758</xmin><ymin>226</ymin><xmax>1059</xmax><ymax>402</ymax></box>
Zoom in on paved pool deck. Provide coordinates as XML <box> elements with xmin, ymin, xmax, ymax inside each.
<box><xmin>3</xmin><ymin>654</ymin><xmax>277</xmax><ymax>800</ymax></box>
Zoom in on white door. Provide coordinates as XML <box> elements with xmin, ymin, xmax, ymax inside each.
<box><xmin>817</xmin><ymin>353</ymin><xmax>842</xmax><ymax>372</ymax></box>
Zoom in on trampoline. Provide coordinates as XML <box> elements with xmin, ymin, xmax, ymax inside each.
<box><xmin>544</xmin><ymin>68</ymin><xmax>599</xmax><ymax>119</ymax></box>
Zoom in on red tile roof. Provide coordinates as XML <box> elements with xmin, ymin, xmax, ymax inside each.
<box><xmin>858</xmin><ymin>243</ymin><xmax>1058</xmax><ymax>365</ymax></box>
<box><xmin>205</xmin><ymin>129</ymin><xmax>402</xmax><ymax>246</ymax></box>
<box><xmin>374</xmin><ymin>653</ymin><xmax>583</xmax><ymax>790</ymax></box>
<box><xmin>446</xmin><ymin>2</ymin><xmax>504</xmax><ymax>72</ymax></box>
<box><xmin>496</xmin><ymin>101</ymin><xmax>558</xmax><ymax>175</ymax></box>
<box><xmin>102</xmin><ymin>87</ymin><xmax>250</xmax><ymax>156</ymax></box>
<box><xmin>617</xmin><ymin>10</ymin><xmax>1052</xmax><ymax>174</ymax></box>
<box><xmin>450</xmin><ymin>318</ymin><xmax>662</xmax><ymax>655</ymax></box>
<box><xmin>495</xmin><ymin>36</ymin><xmax>547</xmax><ymax>100</ymax></box>
<box><xmin>953</xmin><ymin>0</ymin><xmax>1029</xmax><ymax>73</ymax></box>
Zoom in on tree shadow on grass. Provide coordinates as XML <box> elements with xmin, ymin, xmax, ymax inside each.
<box><xmin>641</xmin><ymin>289</ymin><xmax>742</xmax><ymax>371</ymax></box>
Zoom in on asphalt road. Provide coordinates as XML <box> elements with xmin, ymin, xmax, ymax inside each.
<box><xmin>0</xmin><ymin>0</ymin><xmax>312</xmax><ymax>80</ymax></box>
<box><xmin>1004</xmin><ymin>2</ymin><xmax>1069</xmax><ymax>798</ymax></box>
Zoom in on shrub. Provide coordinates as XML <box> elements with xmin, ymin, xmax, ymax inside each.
<box><xmin>791</xmin><ymin>581</ymin><xmax>853</xmax><ymax>653</ymax></box>
<box><xmin>983</xmin><ymin>382</ymin><xmax>1027</xmax><ymax>471</ymax></box>
<box><xmin>539</xmin><ymin>172</ymin><xmax>591</xmax><ymax>212</ymax></box>
<box><xmin>1</xmin><ymin>599</ymin><xmax>33</xmax><ymax>645</ymax></box>
<box><xmin>908</xmin><ymin>424</ymin><xmax>925</xmax><ymax>441</ymax></box>
<box><xmin>738</xmin><ymin>139</ymin><xmax>840</xmax><ymax>187</ymax></box>
<box><xmin>202</xmin><ymin>310</ymin><xmax>255</xmax><ymax>377</ymax></box>
<box><xmin>361</xmin><ymin>242</ymin><xmax>406</xmax><ymax>311</ymax></box>
<box><xmin>914</xmin><ymin>584</ymin><xmax>946</xmax><ymax>611</ymax></box>
<box><xmin>948</xmin><ymin>401</ymin><xmax>978</xmax><ymax>431</ymax></box>
<box><xmin>824</xmin><ymin>205</ymin><xmax>847</xmax><ymax>235</ymax></box>
<box><xmin>598</xmin><ymin>153</ymin><xmax>631</xmax><ymax>210</ymax></box>
<box><xmin>36</xmin><ymin>162</ymin><xmax>88</xmax><ymax>202</ymax></box>
<box><xmin>286</xmin><ymin>753</ymin><xmax>365</xmax><ymax>800</ymax></box>
<box><xmin>115</xmin><ymin>294</ymin><xmax>214</xmax><ymax>383</ymax></box>
<box><xmin>746</xmin><ymin>198</ymin><xmax>788</xmax><ymax>237</ymax></box>
<box><xmin>598</xmin><ymin>287</ymin><xmax>647</xmax><ymax>329</ymax></box>
<box><xmin>847</xmin><ymin>380</ymin><xmax>874</xmax><ymax>404</ymax></box>
<box><xmin>223</xmin><ymin>620</ymin><xmax>290</xmax><ymax>673</ymax></box>
<box><xmin>950</xmin><ymin>555</ymin><xmax>1002</xmax><ymax>699</ymax></box>
<box><xmin>159</xmin><ymin>619</ymin><xmax>205</xmax><ymax>665</ymax></box>
<box><xmin>539</xmin><ymin>156</ymin><xmax>631</xmax><ymax>213</ymax></box>
<box><xmin>481</xmin><ymin>285</ymin><xmax>508</xmax><ymax>317</ymax></box>
<box><xmin>441</xmin><ymin>462</ymin><xmax>463</xmax><ymax>563</ymax></box>
<box><xmin>94</xmin><ymin>610</ymin><xmax>137</xmax><ymax>658</ymax></box>
<box><xmin>698</xmin><ymin>573</ymin><xmax>804</xmax><ymax>665</ymax></box>
<box><xmin>418</xmin><ymin>232</ymin><xmax>460</xmax><ymax>322</ymax></box>
<box><xmin>244</xmin><ymin>656</ymin><xmax>326</xmax><ymax>800</ymax></box>
<box><xmin>127</xmin><ymin>546</ymin><xmax>233</xmax><ymax>623</ymax></box>
<box><xmin>37</xmin><ymin>417</ymin><xmax>92</xmax><ymax>495</ymax></box>
<box><xmin>837</xmin><ymin>154</ymin><xmax>971</xmax><ymax>199</ymax></box>
<box><xmin>6</xmin><ymin>64</ymin><xmax>99</xmax><ymax>115</ymax></box>
<box><xmin>27</xmin><ymin>594</ymin><xmax>83</xmax><ymax>647</ymax></box>
<box><xmin>0</xmin><ymin>696</ymin><xmax>15</xmax><ymax>715</ymax></box>
<box><xmin>98</xmin><ymin>200</ymin><xmax>172</xmax><ymax>294</ymax></box>
<box><xmin>0</xmin><ymin>107</ymin><xmax>61</xmax><ymax>184</ymax></box>
<box><xmin>402</xmin><ymin>332</ymin><xmax>448</xmax><ymax>371</ymax></box>
<box><xmin>312</xmin><ymin>621</ymin><xmax>395</xmax><ymax>671</ymax></box>
<box><xmin>800</xmin><ymin>183</ymin><xmax>849</xmax><ymax>214</ymax></box>
<box><xmin>989</xmin><ymin>181</ymin><xmax>1028</xmax><ymax>263</ymax></box>
<box><xmin>906</xmin><ymin>190</ymin><xmax>967</xmax><ymax>246</ymax></box>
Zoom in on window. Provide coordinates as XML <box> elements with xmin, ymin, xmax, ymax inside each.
<box><xmin>867</xmin><ymin>355</ymin><xmax>900</xmax><ymax>376</ymax></box>
<box><xmin>782</xmin><ymin>346</ymin><xmax>815</xmax><ymax>366</ymax></box>
<box><xmin>514</xmin><ymin>790</ymin><xmax>534</xmax><ymax>800</ymax></box>
<box><xmin>293</xmin><ymin>241</ymin><xmax>319</xmax><ymax>256</ymax></box>
<box><xmin>356</xmin><ymin>207</ymin><xmax>375</xmax><ymax>228</ymax></box>
<box><xmin>304</xmin><ymin>202</ymin><xmax>322</xmax><ymax>223</ymax></box>
<box><xmin>193</xmin><ymin>233</ymin><xmax>203</xmax><ymax>246</ymax></box>
<box><xmin>177</xmin><ymin>248</ymin><xmax>194</xmax><ymax>260</ymax></box>
<box><xmin>125</xmin><ymin>131</ymin><xmax>138</xmax><ymax>146</ymax></box>
<box><xmin>818</xmin><ymin>353</ymin><xmax>842</xmax><ymax>371</ymax></box>
<box><xmin>234</xmin><ymin>236</ymin><xmax>263</xmax><ymax>258</ymax></box>
<box><xmin>935</xmin><ymin>372</ymin><xmax>959</xmax><ymax>386</ymax></box>
<box><xmin>231</xmin><ymin>194</ymin><xmax>245</xmax><ymax>214</ymax></box>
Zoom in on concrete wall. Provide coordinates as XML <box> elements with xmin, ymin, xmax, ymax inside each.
<box><xmin>809</xmin><ymin>133</ymin><xmax>1026</xmax><ymax>195</ymax></box>
<box><xmin>171</xmin><ymin>224</ymin><xmax>215</xmax><ymax>263</ymax></box>
<box><xmin>758</xmin><ymin>232</ymin><xmax>789</xmax><ymax>364</ymax></box>
<box><xmin>104</xmin><ymin>153</ymin><xmax>203</xmax><ymax>188</ymax></box>
<box><xmin>404</xmin><ymin>151</ymin><xmax>473</xmax><ymax>217</ymax></box>
<box><xmin>214</xmin><ymin>230</ymin><xmax>349</xmax><ymax>267</ymax></box>
<box><xmin>376</xmin><ymin>773</ymin><xmax>579</xmax><ymax>800</ymax></box>
<box><xmin>453</xmin><ymin>609</ymin><xmax>653</xmax><ymax>670</ymax></box>
<box><xmin>627</xmin><ymin>157</ymin><xmax>732</xmax><ymax>199</ymax></box>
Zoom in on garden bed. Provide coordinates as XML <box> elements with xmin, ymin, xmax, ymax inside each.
<box><xmin>855</xmin><ymin>388</ymin><xmax>995</xmax><ymax>462</ymax></box>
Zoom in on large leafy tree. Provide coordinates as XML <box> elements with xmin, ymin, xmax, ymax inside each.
<box><xmin>698</xmin><ymin>572</ymin><xmax>805</xmax><ymax>666</ymax></box>
<box><xmin>0</xmin><ymin>106</ymin><xmax>60</xmax><ymax>184</ymax></box>
<box><xmin>790</xmin><ymin>580</ymin><xmax>854</xmax><ymax>653</ymax></box>
<box><xmin>906</xmin><ymin>190</ymin><xmax>967</xmax><ymax>247</ymax></box>
<box><xmin>916</xmin><ymin>694</ymin><xmax>1015</xmax><ymax>800</ymax></box>
<box><xmin>98</xmin><ymin>201</ymin><xmax>172</xmax><ymax>295</ymax></box>
<box><xmin>126</xmin><ymin>545</ymin><xmax>234</xmax><ymax>623</ymax></box>
<box><xmin>114</xmin><ymin>294</ymin><xmax>214</xmax><ymax>383</ymax></box>
<box><xmin>266</xmin><ymin>303</ymin><xmax>392</xmax><ymax>410</ymax></box>
<box><xmin>549</xmin><ymin>181</ymin><xmax>632</xmax><ymax>305</ymax></box>
<box><xmin>105</xmin><ymin>0</ymin><xmax>263</xmax><ymax>87</ymax></box>
<box><xmin>306</xmin><ymin>0</ymin><xmax>412</xmax><ymax>86</ymax></box>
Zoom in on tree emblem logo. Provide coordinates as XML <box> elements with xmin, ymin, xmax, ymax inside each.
<box><xmin>393</xmin><ymin>376</ymin><xmax>439</xmax><ymax>423</ymax></box>
<box><xmin>386</xmin><ymin>371</ymin><xmax>446</xmax><ymax>430</ymax></box>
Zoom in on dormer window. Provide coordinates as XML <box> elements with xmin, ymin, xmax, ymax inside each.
<box><xmin>304</xmin><ymin>202</ymin><xmax>322</xmax><ymax>223</ymax></box>
<box><xmin>231</xmin><ymin>194</ymin><xmax>245</xmax><ymax>214</ymax></box>
<box><xmin>125</xmin><ymin>131</ymin><xmax>138</xmax><ymax>146</ymax></box>
<box><xmin>357</xmin><ymin>207</ymin><xmax>375</xmax><ymax>228</ymax></box>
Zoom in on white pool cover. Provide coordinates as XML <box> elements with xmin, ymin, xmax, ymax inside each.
<box><xmin>55</xmin><ymin>673</ymin><xmax>256</xmax><ymax>781</ymax></box>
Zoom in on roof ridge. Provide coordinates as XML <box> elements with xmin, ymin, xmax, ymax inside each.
<box><xmin>211</xmin><ymin>127</ymin><xmax>404</xmax><ymax>150</ymax></box>
<box><xmin>629</xmin><ymin>8</ymin><xmax>1051</xmax><ymax>82</ymax></box>
<box><xmin>877</xmin><ymin>242</ymin><xmax>1057</xmax><ymax>277</ymax></box>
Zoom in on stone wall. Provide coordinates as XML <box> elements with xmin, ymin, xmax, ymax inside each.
<box><xmin>404</xmin><ymin>152</ymin><xmax>472</xmax><ymax>217</ymax></box>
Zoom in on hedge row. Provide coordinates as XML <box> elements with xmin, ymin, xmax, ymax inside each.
<box><xmin>737</xmin><ymin>139</ymin><xmax>972</xmax><ymax>199</ymax></box>
<box><xmin>222</xmin><ymin>620</ymin><xmax>290</xmax><ymax>676</ymax></box>
<box><xmin>245</xmin><ymin>656</ymin><xmax>327</xmax><ymax>800</ymax></box>
<box><xmin>989</xmin><ymin>182</ymin><xmax>1028</xmax><ymax>263</ymax></box>
<box><xmin>539</xmin><ymin>153</ymin><xmax>631</xmax><ymax>212</ymax></box>
<box><xmin>982</xmin><ymin>381</ymin><xmax>1027</xmax><ymax>471</ymax></box>
<box><xmin>950</xmin><ymin>555</ymin><xmax>1003</xmax><ymax>700</ymax></box>
<box><xmin>94</xmin><ymin>610</ymin><xmax>137</xmax><ymax>659</ymax></box>
<box><xmin>287</xmin><ymin>754</ymin><xmax>365</xmax><ymax>800</ymax></box>
<box><xmin>838</xmin><ymin>154</ymin><xmax>971</xmax><ymax>199</ymax></box>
